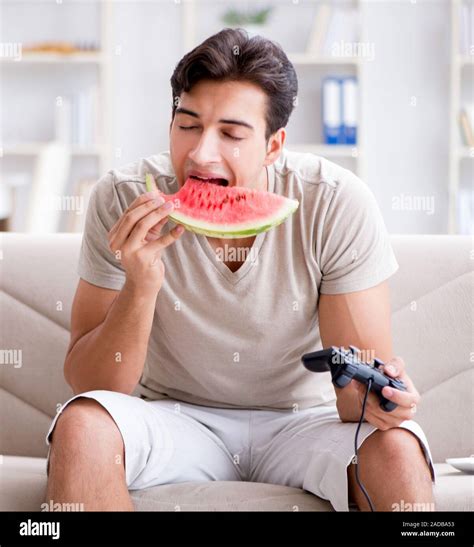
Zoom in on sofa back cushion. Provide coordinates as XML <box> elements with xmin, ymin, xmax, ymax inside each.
<box><xmin>0</xmin><ymin>233</ymin><xmax>472</xmax><ymax>461</ymax></box>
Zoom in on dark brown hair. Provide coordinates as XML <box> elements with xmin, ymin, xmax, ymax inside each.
<box><xmin>170</xmin><ymin>28</ymin><xmax>298</xmax><ymax>140</ymax></box>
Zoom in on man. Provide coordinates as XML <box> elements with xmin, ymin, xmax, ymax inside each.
<box><xmin>45</xmin><ymin>28</ymin><xmax>435</xmax><ymax>512</ymax></box>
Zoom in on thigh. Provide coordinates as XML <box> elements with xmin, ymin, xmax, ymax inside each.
<box><xmin>249</xmin><ymin>405</ymin><xmax>344</xmax><ymax>489</ymax></box>
<box><xmin>249</xmin><ymin>405</ymin><xmax>435</xmax><ymax>512</ymax></box>
<box><xmin>45</xmin><ymin>390</ymin><xmax>243</xmax><ymax>491</ymax></box>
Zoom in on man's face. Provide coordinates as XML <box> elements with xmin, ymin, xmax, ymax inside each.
<box><xmin>169</xmin><ymin>79</ymin><xmax>283</xmax><ymax>189</ymax></box>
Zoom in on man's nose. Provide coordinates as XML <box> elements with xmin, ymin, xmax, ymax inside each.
<box><xmin>188</xmin><ymin>129</ymin><xmax>222</xmax><ymax>165</ymax></box>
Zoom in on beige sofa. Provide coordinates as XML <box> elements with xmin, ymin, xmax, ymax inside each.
<box><xmin>0</xmin><ymin>232</ymin><xmax>472</xmax><ymax>511</ymax></box>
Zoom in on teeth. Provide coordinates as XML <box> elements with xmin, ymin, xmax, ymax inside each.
<box><xmin>190</xmin><ymin>175</ymin><xmax>228</xmax><ymax>186</ymax></box>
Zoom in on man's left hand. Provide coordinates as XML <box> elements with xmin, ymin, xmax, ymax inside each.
<box><xmin>353</xmin><ymin>356</ymin><xmax>421</xmax><ymax>430</ymax></box>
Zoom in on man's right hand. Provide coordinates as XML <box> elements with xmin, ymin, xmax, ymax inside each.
<box><xmin>108</xmin><ymin>191</ymin><xmax>184</xmax><ymax>294</ymax></box>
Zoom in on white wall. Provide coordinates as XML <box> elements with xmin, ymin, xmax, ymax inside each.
<box><xmin>110</xmin><ymin>1</ymin><xmax>182</xmax><ymax>165</ymax></box>
<box><xmin>362</xmin><ymin>0</ymin><xmax>451</xmax><ymax>233</ymax></box>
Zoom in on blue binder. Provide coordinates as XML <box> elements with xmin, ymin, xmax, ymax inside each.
<box><xmin>341</xmin><ymin>76</ymin><xmax>357</xmax><ymax>145</ymax></box>
<box><xmin>322</xmin><ymin>76</ymin><xmax>358</xmax><ymax>145</ymax></box>
<box><xmin>322</xmin><ymin>77</ymin><xmax>343</xmax><ymax>144</ymax></box>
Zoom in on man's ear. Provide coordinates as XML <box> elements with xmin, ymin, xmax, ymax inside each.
<box><xmin>264</xmin><ymin>128</ymin><xmax>285</xmax><ymax>166</ymax></box>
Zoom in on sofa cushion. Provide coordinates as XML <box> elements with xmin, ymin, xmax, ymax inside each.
<box><xmin>0</xmin><ymin>455</ymin><xmax>332</xmax><ymax>512</ymax></box>
<box><xmin>0</xmin><ymin>456</ymin><xmax>472</xmax><ymax>512</ymax></box>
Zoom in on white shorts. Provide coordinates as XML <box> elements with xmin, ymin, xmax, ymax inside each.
<box><xmin>45</xmin><ymin>390</ymin><xmax>436</xmax><ymax>512</ymax></box>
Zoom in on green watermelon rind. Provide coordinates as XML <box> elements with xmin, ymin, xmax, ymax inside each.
<box><xmin>168</xmin><ymin>200</ymin><xmax>298</xmax><ymax>238</ymax></box>
<box><xmin>144</xmin><ymin>173</ymin><xmax>299</xmax><ymax>238</ymax></box>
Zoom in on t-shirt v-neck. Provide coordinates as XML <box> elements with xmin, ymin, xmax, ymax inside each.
<box><xmin>194</xmin><ymin>163</ymin><xmax>275</xmax><ymax>286</ymax></box>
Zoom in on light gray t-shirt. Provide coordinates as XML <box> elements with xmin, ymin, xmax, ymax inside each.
<box><xmin>78</xmin><ymin>148</ymin><xmax>399</xmax><ymax>410</ymax></box>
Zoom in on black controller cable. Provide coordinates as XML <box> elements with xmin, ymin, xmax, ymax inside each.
<box><xmin>354</xmin><ymin>377</ymin><xmax>375</xmax><ymax>512</ymax></box>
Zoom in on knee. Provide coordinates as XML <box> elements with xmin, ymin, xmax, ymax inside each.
<box><xmin>371</xmin><ymin>428</ymin><xmax>418</xmax><ymax>458</ymax></box>
<box><xmin>51</xmin><ymin>397</ymin><xmax>123</xmax><ymax>454</ymax></box>
<box><xmin>367</xmin><ymin>428</ymin><xmax>430</xmax><ymax>479</ymax></box>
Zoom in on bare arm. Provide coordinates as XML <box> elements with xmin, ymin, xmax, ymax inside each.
<box><xmin>64</xmin><ymin>189</ymin><xmax>184</xmax><ymax>396</ymax></box>
<box><xmin>318</xmin><ymin>281</ymin><xmax>394</xmax><ymax>422</ymax></box>
<box><xmin>64</xmin><ymin>279</ymin><xmax>157</xmax><ymax>395</ymax></box>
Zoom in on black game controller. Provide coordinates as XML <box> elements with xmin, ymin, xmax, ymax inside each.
<box><xmin>301</xmin><ymin>345</ymin><xmax>407</xmax><ymax>412</ymax></box>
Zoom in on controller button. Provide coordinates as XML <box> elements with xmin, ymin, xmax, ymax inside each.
<box><xmin>348</xmin><ymin>345</ymin><xmax>361</xmax><ymax>356</ymax></box>
<box><xmin>373</xmin><ymin>358</ymin><xmax>384</xmax><ymax>369</ymax></box>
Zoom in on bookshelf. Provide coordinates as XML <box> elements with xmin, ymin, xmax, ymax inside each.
<box><xmin>0</xmin><ymin>52</ymin><xmax>105</xmax><ymax>64</ymax></box>
<box><xmin>288</xmin><ymin>143</ymin><xmax>358</xmax><ymax>158</ymax></box>
<box><xmin>1</xmin><ymin>0</ymin><xmax>114</xmax><ymax>231</ymax></box>
<box><xmin>449</xmin><ymin>0</ymin><xmax>474</xmax><ymax>234</ymax></box>
<box><xmin>181</xmin><ymin>0</ymin><xmax>366</xmax><ymax>180</ymax></box>
<box><xmin>288</xmin><ymin>53</ymin><xmax>362</xmax><ymax>66</ymax></box>
<box><xmin>288</xmin><ymin>0</ymin><xmax>365</xmax><ymax>179</ymax></box>
<box><xmin>1</xmin><ymin>142</ymin><xmax>103</xmax><ymax>157</ymax></box>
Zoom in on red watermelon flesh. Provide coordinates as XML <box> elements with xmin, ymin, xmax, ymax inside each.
<box><xmin>145</xmin><ymin>174</ymin><xmax>299</xmax><ymax>239</ymax></box>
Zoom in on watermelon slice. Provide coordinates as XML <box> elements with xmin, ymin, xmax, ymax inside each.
<box><xmin>145</xmin><ymin>173</ymin><xmax>299</xmax><ymax>239</ymax></box>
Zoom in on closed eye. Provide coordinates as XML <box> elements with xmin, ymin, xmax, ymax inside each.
<box><xmin>179</xmin><ymin>126</ymin><xmax>244</xmax><ymax>141</ymax></box>
<box><xmin>224</xmin><ymin>133</ymin><xmax>244</xmax><ymax>141</ymax></box>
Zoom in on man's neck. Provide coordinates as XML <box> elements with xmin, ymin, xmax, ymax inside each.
<box><xmin>259</xmin><ymin>164</ymin><xmax>268</xmax><ymax>192</ymax></box>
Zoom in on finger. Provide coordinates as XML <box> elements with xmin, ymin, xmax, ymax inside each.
<box><xmin>126</xmin><ymin>202</ymin><xmax>175</xmax><ymax>250</ymax></box>
<box><xmin>381</xmin><ymin>384</ymin><xmax>420</xmax><ymax>409</ymax></box>
<box><xmin>143</xmin><ymin>224</ymin><xmax>185</xmax><ymax>254</ymax></box>
<box><xmin>355</xmin><ymin>379</ymin><xmax>417</xmax><ymax>420</ymax></box>
<box><xmin>145</xmin><ymin>216</ymin><xmax>169</xmax><ymax>242</ymax></box>
<box><xmin>378</xmin><ymin>397</ymin><xmax>417</xmax><ymax>421</ymax></box>
<box><xmin>383</xmin><ymin>356</ymin><xmax>405</xmax><ymax>378</ymax></box>
<box><xmin>127</xmin><ymin>190</ymin><xmax>163</xmax><ymax>214</ymax></box>
<box><xmin>395</xmin><ymin>371</ymin><xmax>417</xmax><ymax>396</ymax></box>
<box><xmin>109</xmin><ymin>193</ymin><xmax>164</xmax><ymax>240</ymax></box>
<box><xmin>109</xmin><ymin>190</ymin><xmax>164</xmax><ymax>238</ymax></box>
<box><xmin>354</xmin><ymin>383</ymin><xmax>381</xmax><ymax>413</ymax></box>
<box><xmin>380</xmin><ymin>358</ymin><xmax>418</xmax><ymax>402</ymax></box>
<box><xmin>364</xmin><ymin>400</ymin><xmax>410</xmax><ymax>429</ymax></box>
<box><xmin>354</xmin><ymin>380</ymin><xmax>379</xmax><ymax>401</ymax></box>
<box><xmin>363</xmin><ymin>399</ymin><xmax>397</xmax><ymax>424</ymax></box>
<box><xmin>109</xmin><ymin>198</ymin><xmax>166</xmax><ymax>251</ymax></box>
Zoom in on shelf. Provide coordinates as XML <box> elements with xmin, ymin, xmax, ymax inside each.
<box><xmin>288</xmin><ymin>53</ymin><xmax>361</xmax><ymax>66</ymax></box>
<box><xmin>0</xmin><ymin>52</ymin><xmax>105</xmax><ymax>64</ymax></box>
<box><xmin>456</xmin><ymin>55</ymin><xmax>474</xmax><ymax>66</ymax></box>
<box><xmin>0</xmin><ymin>143</ymin><xmax>103</xmax><ymax>157</ymax></box>
<box><xmin>288</xmin><ymin>144</ymin><xmax>360</xmax><ymax>157</ymax></box>
<box><xmin>458</xmin><ymin>146</ymin><xmax>474</xmax><ymax>158</ymax></box>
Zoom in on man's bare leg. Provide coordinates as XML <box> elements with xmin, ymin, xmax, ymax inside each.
<box><xmin>46</xmin><ymin>398</ymin><xmax>134</xmax><ymax>511</ymax></box>
<box><xmin>347</xmin><ymin>428</ymin><xmax>434</xmax><ymax>512</ymax></box>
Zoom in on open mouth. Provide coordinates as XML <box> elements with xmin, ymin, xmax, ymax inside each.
<box><xmin>189</xmin><ymin>175</ymin><xmax>229</xmax><ymax>187</ymax></box>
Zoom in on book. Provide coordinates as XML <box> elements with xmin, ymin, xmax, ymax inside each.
<box><xmin>459</xmin><ymin>104</ymin><xmax>474</xmax><ymax>146</ymax></box>
<box><xmin>341</xmin><ymin>77</ymin><xmax>358</xmax><ymax>145</ymax></box>
<box><xmin>459</xmin><ymin>111</ymin><xmax>473</xmax><ymax>146</ymax></box>
<box><xmin>322</xmin><ymin>77</ymin><xmax>342</xmax><ymax>144</ymax></box>
<box><xmin>322</xmin><ymin>77</ymin><xmax>358</xmax><ymax>145</ymax></box>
